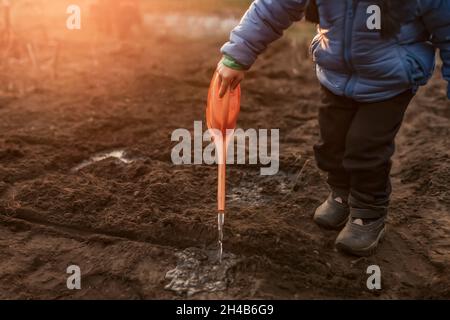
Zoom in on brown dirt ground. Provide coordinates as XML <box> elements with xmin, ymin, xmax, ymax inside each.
<box><xmin>0</xmin><ymin>22</ymin><xmax>449</xmax><ymax>299</ymax></box>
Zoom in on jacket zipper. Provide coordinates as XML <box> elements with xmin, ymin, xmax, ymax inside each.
<box><xmin>343</xmin><ymin>0</ymin><xmax>357</xmax><ymax>97</ymax></box>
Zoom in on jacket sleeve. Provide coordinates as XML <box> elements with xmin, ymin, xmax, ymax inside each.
<box><xmin>221</xmin><ymin>0</ymin><xmax>309</xmax><ymax>69</ymax></box>
<box><xmin>419</xmin><ymin>0</ymin><xmax>450</xmax><ymax>98</ymax></box>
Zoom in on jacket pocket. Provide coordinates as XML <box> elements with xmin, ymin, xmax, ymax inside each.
<box><xmin>401</xmin><ymin>46</ymin><xmax>432</xmax><ymax>86</ymax></box>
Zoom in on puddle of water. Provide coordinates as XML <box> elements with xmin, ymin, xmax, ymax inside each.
<box><xmin>144</xmin><ymin>14</ymin><xmax>239</xmax><ymax>37</ymax></box>
<box><xmin>278</xmin><ymin>181</ymin><xmax>291</xmax><ymax>194</ymax></box>
<box><xmin>72</xmin><ymin>149</ymin><xmax>134</xmax><ymax>171</ymax></box>
<box><xmin>228</xmin><ymin>185</ymin><xmax>264</xmax><ymax>205</ymax></box>
<box><xmin>164</xmin><ymin>247</ymin><xmax>239</xmax><ymax>297</ymax></box>
<box><xmin>228</xmin><ymin>173</ymin><xmax>293</xmax><ymax>204</ymax></box>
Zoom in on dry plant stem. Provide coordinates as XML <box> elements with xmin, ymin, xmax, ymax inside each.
<box><xmin>284</xmin><ymin>159</ymin><xmax>311</xmax><ymax>199</ymax></box>
<box><xmin>52</xmin><ymin>41</ymin><xmax>61</xmax><ymax>80</ymax></box>
<box><xmin>295</xmin><ymin>159</ymin><xmax>311</xmax><ymax>184</ymax></box>
<box><xmin>26</xmin><ymin>43</ymin><xmax>38</xmax><ymax>70</ymax></box>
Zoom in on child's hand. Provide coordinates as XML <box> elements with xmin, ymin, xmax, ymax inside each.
<box><xmin>217</xmin><ymin>62</ymin><xmax>245</xmax><ymax>98</ymax></box>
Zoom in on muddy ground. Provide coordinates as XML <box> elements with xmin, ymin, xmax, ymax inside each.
<box><xmin>0</xmin><ymin>16</ymin><xmax>449</xmax><ymax>299</ymax></box>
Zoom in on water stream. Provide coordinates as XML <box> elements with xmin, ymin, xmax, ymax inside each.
<box><xmin>217</xmin><ymin>212</ymin><xmax>225</xmax><ymax>264</ymax></box>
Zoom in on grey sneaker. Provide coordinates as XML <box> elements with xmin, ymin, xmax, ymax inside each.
<box><xmin>335</xmin><ymin>212</ymin><xmax>386</xmax><ymax>257</ymax></box>
<box><xmin>314</xmin><ymin>193</ymin><xmax>350</xmax><ymax>230</ymax></box>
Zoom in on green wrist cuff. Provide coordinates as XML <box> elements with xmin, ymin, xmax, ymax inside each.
<box><xmin>222</xmin><ymin>55</ymin><xmax>246</xmax><ymax>70</ymax></box>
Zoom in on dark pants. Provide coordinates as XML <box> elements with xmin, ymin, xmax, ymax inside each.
<box><xmin>314</xmin><ymin>86</ymin><xmax>414</xmax><ymax>215</ymax></box>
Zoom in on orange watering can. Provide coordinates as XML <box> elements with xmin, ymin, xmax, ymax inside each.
<box><xmin>206</xmin><ymin>71</ymin><xmax>241</xmax><ymax>213</ymax></box>
<box><xmin>206</xmin><ymin>71</ymin><xmax>240</xmax><ymax>263</ymax></box>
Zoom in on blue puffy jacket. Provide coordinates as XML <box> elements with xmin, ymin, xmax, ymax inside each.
<box><xmin>221</xmin><ymin>0</ymin><xmax>450</xmax><ymax>102</ymax></box>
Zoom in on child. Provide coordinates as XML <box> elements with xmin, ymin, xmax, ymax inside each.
<box><xmin>217</xmin><ymin>0</ymin><xmax>450</xmax><ymax>256</ymax></box>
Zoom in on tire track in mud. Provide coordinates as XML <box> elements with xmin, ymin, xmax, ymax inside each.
<box><xmin>0</xmin><ymin>206</ymin><xmax>217</xmax><ymax>249</ymax></box>
<box><xmin>0</xmin><ymin>215</ymin><xmax>176</xmax><ymax>300</ymax></box>
<box><xmin>0</xmin><ymin>188</ymin><xmax>377</xmax><ymax>298</ymax></box>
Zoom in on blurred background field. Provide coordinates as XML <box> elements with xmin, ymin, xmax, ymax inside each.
<box><xmin>0</xmin><ymin>0</ymin><xmax>314</xmax><ymax>97</ymax></box>
<box><xmin>2</xmin><ymin>0</ymin><xmax>313</xmax><ymax>38</ymax></box>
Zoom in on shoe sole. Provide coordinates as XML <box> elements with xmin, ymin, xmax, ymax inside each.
<box><xmin>335</xmin><ymin>226</ymin><xmax>386</xmax><ymax>257</ymax></box>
